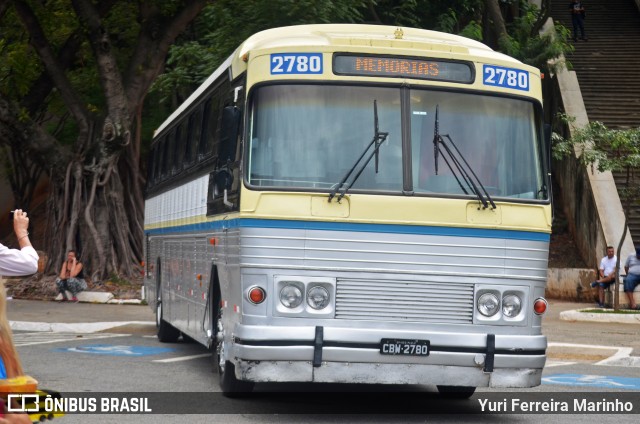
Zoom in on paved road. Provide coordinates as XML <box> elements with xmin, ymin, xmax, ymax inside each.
<box><xmin>7</xmin><ymin>298</ymin><xmax>640</xmax><ymax>423</ymax></box>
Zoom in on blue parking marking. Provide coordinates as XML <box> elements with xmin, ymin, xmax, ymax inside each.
<box><xmin>543</xmin><ymin>374</ymin><xmax>640</xmax><ymax>390</ymax></box>
<box><xmin>54</xmin><ymin>344</ymin><xmax>176</xmax><ymax>356</ymax></box>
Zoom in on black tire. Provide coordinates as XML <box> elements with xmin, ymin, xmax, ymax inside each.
<box><xmin>155</xmin><ymin>266</ymin><xmax>180</xmax><ymax>343</ymax></box>
<box><xmin>436</xmin><ymin>385</ymin><xmax>476</xmax><ymax>399</ymax></box>
<box><xmin>213</xmin><ymin>303</ymin><xmax>254</xmax><ymax>396</ymax></box>
<box><xmin>219</xmin><ymin>360</ymin><xmax>254</xmax><ymax>396</ymax></box>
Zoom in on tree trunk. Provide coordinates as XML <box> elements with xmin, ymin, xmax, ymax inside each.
<box><xmin>3</xmin><ymin>0</ymin><xmax>210</xmax><ymax>280</ymax></box>
<box><xmin>485</xmin><ymin>0</ymin><xmax>510</xmax><ymax>49</ymax></box>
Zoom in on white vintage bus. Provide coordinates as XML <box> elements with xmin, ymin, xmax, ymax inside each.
<box><xmin>143</xmin><ymin>24</ymin><xmax>551</xmax><ymax>397</ymax></box>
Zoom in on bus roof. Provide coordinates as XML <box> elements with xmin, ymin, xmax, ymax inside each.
<box><xmin>154</xmin><ymin>24</ymin><xmax>526</xmax><ymax>138</ymax></box>
<box><xmin>237</xmin><ymin>24</ymin><xmax>520</xmax><ymax>64</ymax></box>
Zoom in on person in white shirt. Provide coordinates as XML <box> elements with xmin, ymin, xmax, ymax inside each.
<box><xmin>0</xmin><ymin>209</ymin><xmax>38</xmax><ymax>277</ymax></box>
<box><xmin>590</xmin><ymin>245</ymin><xmax>616</xmax><ymax>308</ymax></box>
<box><xmin>0</xmin><ymin>212</ymin><xmax>38</xmax><ymax>424</ymax></box>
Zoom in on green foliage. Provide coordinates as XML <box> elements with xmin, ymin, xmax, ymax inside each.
<box><xmin>552</xmin><ymin>113</ymin><xmax>640</xmax><ymax>207</ymax></box>
<box><xmin>434</xmin><ymin>0</ymin><xmax>482</xmax><ymax>34</ymax></box>
<box><xmin>153</xmin><ymin>0</ymin><xmax>573</xmax><ymax>102</ymax></box>
<box><xmin>152</xmin><ymin>0</ymin><xmax>366</xmax><ymax>101</ymax></box>
<box><xmin>458</xmin><ymin>20</ymin><xmax>483</xmax><ymax>41</ymax></box>
<box><xmin>108</xmin><ymin>273</ymin><xmax>132</xmax><ymax>286</ymax></box>
<box><xmin>499</xmin><ymin>3</ymin><xmax>573</xmax><ymax>72</ymax></box>
<box><xmin>553</xmin><ymin>113</ymin><xmax>640</xmax><ymax>173</ymax></box>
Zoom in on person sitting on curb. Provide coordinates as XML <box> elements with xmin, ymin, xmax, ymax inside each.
<box><xmin>590</xmin><ymin>245</ymin><xmax>617</xmax><ymax>308</ymax></box>
<box><xmin>55</xmin><ymin>250</ymin><xmax>87</xmax><ymax>302</ymax></box>
<box><xmin>623</xmin><ymin>247</ymin><xmax>640</xmax><ymax>310</ymax></box>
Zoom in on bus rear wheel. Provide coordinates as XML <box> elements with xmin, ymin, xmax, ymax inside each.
<box><xmin>436</xmin><ymin>385</ymin><xmax>476</xmax><ymax>399</ymax></box>
<box><xmin>214</xmin><ymin>306</ymin><xmax>254</xmax><ymax>396</ymax></box>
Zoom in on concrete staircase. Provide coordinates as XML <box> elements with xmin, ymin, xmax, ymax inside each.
<box><xmin>550</xmin><ymin>0</ymin><xmax>640</xmax><ymax>243</ymax></box>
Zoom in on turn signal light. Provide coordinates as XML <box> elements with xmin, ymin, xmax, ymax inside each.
<box><xmin>533</xmin><ymin>297</ymin><xmax>548</xmax><ymax>315</ymax></box>
<box><xmin>248</xmin><ymin>286</ymin><xmax>266</xmax><ymax>304</ymax></box>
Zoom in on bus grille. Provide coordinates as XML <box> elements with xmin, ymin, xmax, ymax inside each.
<box><xmin>335</xmin><ymin>279</ymin><xmax>475</xmax><ymax>324</ymax></box>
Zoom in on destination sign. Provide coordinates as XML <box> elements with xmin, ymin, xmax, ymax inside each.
<box><xmin>333</xmin><ymin>54</ymin><xmax>474</xmax><ymax>83</ymax></box>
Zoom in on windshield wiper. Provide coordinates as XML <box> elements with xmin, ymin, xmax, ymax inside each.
<box><xmin>328</xmin><ymin>100</ymin><xmax>388</xmax><ymax>203</ymax></box>
<box><xmin>432</xmin><ymin>105</ymin><xmax>496</xmax><ymax>210</ymax></box>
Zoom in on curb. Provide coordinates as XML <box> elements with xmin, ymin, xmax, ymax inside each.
<box><xmin>56</xmin><ymin>291</ymin><xmax>142</xmax><ymax>304</ymax></box>
<box><xmin>560</xmin><ymin>309</ymin><xmax>640</xmax><ymax>324</ymax></box>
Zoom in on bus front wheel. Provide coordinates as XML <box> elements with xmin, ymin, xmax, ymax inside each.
<box><xmin>214</xmin><ymin>306</ymin><xmax>254</xmax><ymax>396</ymax></box>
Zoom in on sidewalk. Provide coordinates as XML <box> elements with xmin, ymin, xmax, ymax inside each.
<box><xmin>7</xmin><ymin>298</ymin><xmax>155</xmax><ymax>333</ymax></box>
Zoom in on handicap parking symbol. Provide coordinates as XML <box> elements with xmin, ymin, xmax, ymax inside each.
<box><xmin>55</xmin><ymin>344</ymin><xmax>175</xmax><ymax>356</ymax></box>
<box><xmin>543</xmin><ymin>374</ymin><xmax>640</xmax><ymax>390</ymax></box>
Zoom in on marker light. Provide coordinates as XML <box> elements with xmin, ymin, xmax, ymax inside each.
<box><xmin>533</xmin><ymin>297</ymin><xmax>548</xmax><ymax>315</ymax></box>
<box><xmin>502</xmin><ymin>294</ymin><xmax>522</xmax><ymax>318</ymax></box>
<box><xmin>477</xmin><ymin>293</ymin><xmax>500</xmax><ymax>317</ymax></box>
<box><xmin>247</xmin><ymin>286</ymin><xmax>266</xmax><ymax>304</ymax></box>
<box><xmin>280</xmin><ymin>285</ymin><xmax>303</xmax><ymax>308</ymax></box>
<box><xmin>307</xmin><ymin>286</ymin><xmax>330</xmax><ymax>310</ymax></box>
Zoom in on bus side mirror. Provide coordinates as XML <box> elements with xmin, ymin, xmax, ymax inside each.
<box><xmin>219</xmin><ymin>106</ymin><xmax>241</xmax><ymax>163</ymax></box>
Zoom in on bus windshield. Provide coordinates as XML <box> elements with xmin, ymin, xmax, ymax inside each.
<box><xmin>247</xmin><ymin>84</ymin><xmax>545</xmax><ymax>200</ymax></box>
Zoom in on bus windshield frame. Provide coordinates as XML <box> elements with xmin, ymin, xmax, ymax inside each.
<box><xmin>246</xmin><ymin>83</ymin><xmax>547</xmax><ymax>202</ymax></box>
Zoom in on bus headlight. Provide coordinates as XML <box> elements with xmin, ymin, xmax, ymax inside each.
<box><xmin>502</xmin><ymin>294</ymin><xmax>522</xmax><ymax>318</ymax></box>
<box><xmin>477</xmin><ymin>293</ymin><xmax>499</xmax><ymax>317</ymax></box>
<box><xmin>307</xmin><ymin>286</ymin><xmax>330</xmax><ymax>310</ymax></box>
<box><xmin>280</xmin><ymin>285</ymin><xmax>303</xmax><ymax>308</ymax></box>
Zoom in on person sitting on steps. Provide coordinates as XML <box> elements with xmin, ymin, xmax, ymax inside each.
<box><xmin>55</xmin><ymin>250</ymin><xmax>87</xmax><ymax>302</ymax></box>
<box><xmin>590</xmin><ymin>245</ymin><xmax>616</xmax><ymax>308</ymax></box>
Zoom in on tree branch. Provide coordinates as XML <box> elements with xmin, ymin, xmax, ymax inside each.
<box><xmin>124</xmin><ymin>0</ymin><xmax>210</xmax><ymax>109</ymax></box>
<box><xmin>20</xmin><ymin>0</ymin><xmax>118</xmax><ymax>116</ymax></box>
<box><xmin>531</xmin><ymin>0</ymin><xmax>552</xmax><ymax>36</ymax></box>
<box><xmin>70</xmin><ymin>0</ymin><xmax>131</xmax><ymax>144</ymax></box>
<box><xmin>13</xmin><ymin>0</ymin><xmax>90</xmax><ymax>134</ymax></box>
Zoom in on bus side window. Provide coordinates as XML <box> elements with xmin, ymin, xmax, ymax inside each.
<box><xmin>159</xmin><ymin>135</ymin><xmax>169</xmax><ymax>178</ymax></box>
<box><xmin>172</xmin><ymin>122</ymin><xmax>187</xmax><ymax>175</ymax></box>
<box><xmin>199</xmin><ymin>94</ymin><xmax>222</xmax><ymax>161</ymax></box>
<box><xmin>218</xmin><ymin>105</ymin><xmax>241</xmax><ymax>165</ymax></box>
<box><xmin>184</xmin><ymin>106</ymin><xmax>202</xmax><ymax>165</ymax></box>
<box><xmin>146</xmin><ymin>145</ymin><xmax>155</xmax><ymax>187</ymax></box>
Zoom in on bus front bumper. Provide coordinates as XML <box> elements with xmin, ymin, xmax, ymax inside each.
<box><xmin>231</xmin><ymin>324</ymin><xmax>546</xmax><ymax>387</ymax></box>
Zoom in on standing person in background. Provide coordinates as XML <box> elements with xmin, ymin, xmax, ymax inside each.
<box><xmin>623</xmin><ymin>247</ymin><xmax>640</xmax><ymax>310</ymax></box>
<box><xmin>569</xmin><ymin>0</ymin><xmax>588</xmax><ymax>41</ymax></box>
<box><xmin>55</xmin><ymin>250</ymin><xmax>87</xmax><ymax>302</ymax></box>
<box><xmin>0</xmin><ymin>209</ymin><xmax>36</xmax><ymax>423</ymax></box>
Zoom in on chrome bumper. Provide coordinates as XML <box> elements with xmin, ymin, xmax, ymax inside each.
<box><xmin>230</xmin><ymin>324</ymin><xmax>546</xmax><ymax>388</ymax></box>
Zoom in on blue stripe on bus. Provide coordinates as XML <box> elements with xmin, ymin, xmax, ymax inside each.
<box><xmin>144</xmin><ymin>218</ymin><xmax>550</xmax><ymax>242</ymax></box>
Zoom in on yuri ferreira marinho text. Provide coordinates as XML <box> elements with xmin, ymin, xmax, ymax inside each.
<box><xmin>478</xmin><ymin>398</ymin><xmax>634</xmax><ymax>413</ymax></box>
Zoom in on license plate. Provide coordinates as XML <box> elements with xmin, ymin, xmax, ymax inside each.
<box><xmin>380</xmin><ymin>339</ymin><xmax>430</xmax><ymax>356</ymax></box>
